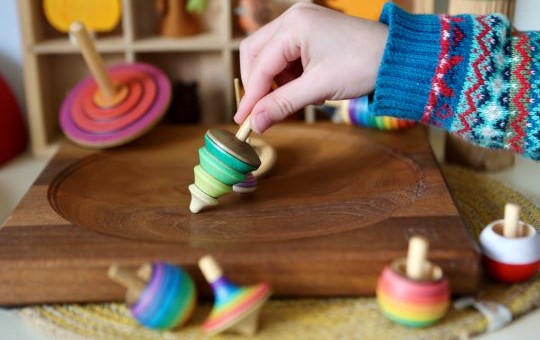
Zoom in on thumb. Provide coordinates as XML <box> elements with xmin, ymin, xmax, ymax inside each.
<box><xmin>250</xmin><ymin>72</ymin><xmax>324</xmax><ymax>133</ymax></box>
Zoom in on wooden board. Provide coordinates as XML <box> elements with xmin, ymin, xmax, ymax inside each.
<box><xmin>0</xmin><ymin>123</ymin><xmax>480</xmax><ymax>305</ymax></box>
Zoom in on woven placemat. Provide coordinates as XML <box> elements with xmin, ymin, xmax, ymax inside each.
<box><xmin>18</xmin><ymin>164</ymin><xmax>540</xmax><ymax>339</ymax></box>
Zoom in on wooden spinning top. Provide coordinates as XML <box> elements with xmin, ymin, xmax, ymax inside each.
<box><xmin>108</xmin><ymin>262</ymin><xmax>196</xmax><ymax>330</ymax></box>
<box><xmin>60</xmin><ymin>22</ymin><xmax>171</xmax><ymax>148</ymax></box>
<box><xmin>199</xmin><ymin>255</ymin><xmax>271</xmax><ymax>336</ymax></box>
<box><xmin>479</xmin><ymin>203</ymin><xmax>540</xmax><ymax>283</ymax></box>
<box><xmin>189</xmin><ymin>79</ymin><xmax>262</xmax><ymax>213</ymax></box>
<box><xmin>376</xmin><ymin>236</ymin><xmax>450</xmax><ymax>328</ymax></box>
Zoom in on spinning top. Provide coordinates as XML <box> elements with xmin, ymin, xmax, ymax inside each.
<box><xmin>108</xmin><ymin>262</ymin><xmax>196</xmax><ymax>330</ymax></box>
<box><xmin>60</xmin><ymin>22</ymin><xmax>171</xmax><ymax>148</ymax></box>
<box><xmin>327</xmin><ymin>96</ymin><xmax>416</xmax><ymax>130</ymax></box>
<box><xmin>189</xmin><ymin>79</ymin><xmax>262</xmax><ymax>213</ymax></box>
<box><xmin>233</xmin><ymin>137</ymin><xmax>277</xmax><ymax>193</ymax></box>
<box><xmin>376</xmin><ymin>237</ymin><xmax>450</xmax><ymax>328</ymax></box>
<box><xmin>199</xmin><ymin>255</ymin><xmax>272</xmax><ymax>336</ymax></box>
<box><xmin>479</xmin><ymin>203</ymin><xmax>540</xmax><ymax>283</ymax></box>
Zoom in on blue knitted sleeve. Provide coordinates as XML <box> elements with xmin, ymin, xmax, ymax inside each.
<box><xmin>372</xmin><ymin>3</ymin><xmax>540</xmax><ymax>160</ymax></box>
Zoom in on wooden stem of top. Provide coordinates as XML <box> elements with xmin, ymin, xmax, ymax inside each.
<box><xmin>233</xmin><ymin>78</ymin><xmax>252</xmax><ymax>142</ymax></box>
<box><xmin>70</xmin><ymin>21</ymin><xmax>117</xmax><ymax>100</ymax></box>
<box><xmin>108</xmin><ymin>264</ymin><xmax>147</xmax><ymax>304</ymax></box>
<box><xmin>504</xmin><ymin>203</ymin><xmax>522</xmax><ymax>238</ymax></box>
<box><xmin>406</xmin><ymin>236</ymin><xmax>430</xmax><ymax>280</ymax></box>
<box><xmin>199</xmin><ymin>255</ymin><xmax>223</xmax><ymax>284</ymax></box>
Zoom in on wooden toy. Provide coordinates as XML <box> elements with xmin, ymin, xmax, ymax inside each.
<box><xmin>199</xmin><ymin>255</ymin><xmax>271</xmax><ymax>336</ymax></box>
<box><xmin>43</xmin><ymin>0</ymin><xmax>122</xmax><ymax>33</ymax></box>
<box><xmin>59</xmin><ymin>22</ymin><xmax>171</xmax><ymax>148</ymax></box>
<box><xmin>325</xmin><ymin>0</ymin><xmax>388</xmax><ymax>20</ymax></box>
<box><xmin>377</xmin><ymin>236</ymin><xmax>450</xmax><ymax>328</ymax></box>
<box><xmin>156</xmin><ymin>0</ymin><xmax>202</xmax><ymax>38</ymax></box>
<box><xmin>479</xmin><ymin>203</ymin><xmax>540</xmax><ymax>283</ymax></box>
<box><xmin>236</xmin><ymin>0</ymin><xmax>275</xmax><ymax>34</ymax></box>
<box><xmin>108</xmin><ymin>262</ymin><xmax>196</xmax><ymax>330</ymax></box>
<box><xmin>327</xmin><ymin>96</ymin><xmax>416</xmax><ymax>131</ymax></box>
<box><xmin>0</xmin><ymin>72</ymin><xmax>27</xmax><ymax>166</ymax></box>
<box><xmin>189</xmin><ymin>79</ymin><xmax>261</xmax><ymax>213</ymax></box>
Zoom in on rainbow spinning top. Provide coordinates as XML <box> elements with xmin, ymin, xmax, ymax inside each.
<box><xmin>108</xmin><ymin>262</ymin><xmax>196</xmax><ymax>330</ymax></box>
<box><xmin>60</xmin><ymin>22</ymin><xmax>170</xmax><ymax>148</ymax></box>
<box><xmin>189</xmin><ymin>120</ymin><xmax>261</xmax><ymax>213</ymax></box>
<box><xmin>199</xmin><ymin>255</ymin><xmax>272</xmax><ymax>336</ymax></box>
<box><xmin>376</xmin><ymin>237</ymin><xmax>450</xmax><ymax>328</ymax></box>
<box><xmin>327</xmin><ymin>96</ymin><xmax>416</xmax><ymax>131</ymax></box>
<box><xmin>480</xmin><ymin>203</ymin><xmax>540</xmax><ymax>283</ymax></box>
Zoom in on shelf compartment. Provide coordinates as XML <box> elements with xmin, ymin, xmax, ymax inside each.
<box><xmin>136</xmin><ymin>51</ymin><xmax>229</xmax><ymax>124</ymax></box>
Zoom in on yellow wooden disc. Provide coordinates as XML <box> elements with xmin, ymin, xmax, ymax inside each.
<box><xmin>43</xmin><ymin>0</ymin><xmax>122</xmax><ymax>33</ymax></box>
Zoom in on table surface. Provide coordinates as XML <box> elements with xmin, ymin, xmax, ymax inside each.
<box><xmin>1</xmin><ymin>128</ymin><xmax>539</xmax><ymax>339</ymax></box>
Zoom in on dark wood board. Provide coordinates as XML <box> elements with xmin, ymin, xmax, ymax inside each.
<box><xmin>0</xmin><ymin>123</ymin><xmax>480</xmax><ymax>305</ymax></box>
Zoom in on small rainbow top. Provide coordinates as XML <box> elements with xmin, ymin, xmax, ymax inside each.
<box><xmin>130</xmin><ymin>262</ymin><xmax>196</xmax><ymax>330</ymax></box>
<box><xmin>202</xmin><ymin>277</ymin><xmax>271</xmax><ymax>334</ymax></box>
<box><xmin>377</xmin><ymin>264</ymin><xmax>449</xmax><ymax>328</ymax></box>
<box><xmin>341</xmin><ymin>96</ymin><xmax>416</xmax><ymax>131</ymax></box>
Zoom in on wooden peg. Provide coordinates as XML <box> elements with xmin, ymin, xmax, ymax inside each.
<box><xmin>136</xmin><ymin>263</ymin><xmax>153</xmax><ymax>281</ymax></box>
<box><xmin>234</xmin><ymin>78</ymin><xmax>242</xmax><ymax>109</ymax></box>
<box><xmin>199</xmin><ymin>255</ymin><xmax>223</xmax><ymax>283</ymax></box>
<box><xmin>504</xmin><ymin>203</ymin><xmax>522</xmax><ymax>238</ymax></box>
<box><xmin>108</xmin><ymin>264</ymin><xmax>147</xmax><ymax>305</ymax></box>
<box><xmin>70</xmin><ymin>21</ymin><xmax>127</xmax><ymax>107</ymax></box>
<box><xmin>406</xmin><ymin>236</ymin><xmax>429</xmax><ymax>280</ymax></box>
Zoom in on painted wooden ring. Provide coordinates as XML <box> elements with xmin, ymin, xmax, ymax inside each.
<box><xmin>480</xmin><ymin>220</ymin><xmax>540</xmax><ymax>283</ymax></box>
<box><xmin>199</xmin><ymin>147</ymin><xmax>246</xmax><ymax>185</ymax></box>
<box><xmin>204</xmin><ymin>132</ymin><xmax>258</xmax><ymax>173</ymax></box>
<box><xmin>233</xmin><ymin>173</ymin><xmax>257</xmax><ymax>193</ymax></box>
<box><xmin>130</xmin><ymin>262</ymin><xmax>196</xmax><ymax>330</ymax></box>
<box><xmin>202</xmin><ymin>279</ymin><xmax>271</xmax><ymax>335</ymax></box>
<box><xmin>59</xmin><ymin>63</ymin><xmax>170</xmax><ymax>148</ymax></box>
<box><xmin>82</xmin><ymin>81</ymin><xmax>143</xmax><ymax>121</ymax></box>
<box><xmin>376</xmin><ymin>260</ymin><xmax>450</xmax><ymax>328</ymax></box>
<box><xmin>194</xmin><ymin>165</ymin><xmax>232</xmax><ymax>198</ymax></box>
<box><xmin>206</xmin><ymin>129</ymin><xmax>261</xmax><ymax>169</ymax></box>
<box><xmin>71</xmin><ymin>70</ymin><xmax>157</xmax><ymax>133</ymax></box>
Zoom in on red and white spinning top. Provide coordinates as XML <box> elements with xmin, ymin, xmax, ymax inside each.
<box><xmin>480</xmin><ymin>203</ymin><xmax>540</xmax><ymax>283</ymax></box>
<box><xmin>60</xmin><ymin>22</ymin><xmax>171</xmax><ymax>148</ymax></box>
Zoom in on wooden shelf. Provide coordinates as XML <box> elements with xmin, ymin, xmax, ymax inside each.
<box><xmin>32</xmin><ymin>36</ymin><xmax>126</xmax><ymax>54</ymax></box>
<box><xmin>17</xmin><ymin>0</ymin><xmax>309</xmax><ymax>156</ymax></box>
<box><xmin>133</xmin><ymin>33</ymin><xmax>223</xmax><ymax>52</ymax></box>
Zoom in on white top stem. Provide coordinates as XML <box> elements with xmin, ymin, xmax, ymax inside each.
<box><xmin>406</xmin><ymin>236</ymin><xmax>429</xmax><ymax>280</ymax></box>
<box><xmin>504</xmin><ymin>203</ymin><xmax>522</xmax><ymax>238</ymax></box>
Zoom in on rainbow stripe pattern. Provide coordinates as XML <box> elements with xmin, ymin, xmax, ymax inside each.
<box><xmin>130</xmin><ymin>262</ymin><xmax>196</xmax><ymax>330</ymax></box>
<box><xmin>340</xmin><ymin>96</ymin><xmax>416</xmax><ymax>131</ymax></box>
<box><xmin>192</xmin><ymin>130</ymin><xmax>258</xmax><ymax>200</ymax></box>
<box><xmin>202</xmin><ymin>277</ymin><xmax>271</xmax><ymax>335</ymax></box>
<box><xmin>233</xmin><ymin>172</ymin><xmax>257</xmax><ymax>193</ymax></box>
<box><xmin>376</xmin><ymin>265</ymin><xmax>450</xmax><ymax>328</ymax></box>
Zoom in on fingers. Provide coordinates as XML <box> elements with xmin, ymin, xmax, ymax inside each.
<box><xmin>235</xmin><ymin>27</ymin><xmax>301</xmax><ymax>124</ymax></box>
<box><xmin>239</xmin><ymin>4</ymin><xmax>301</xmax><ymax>87</ymax></box>
<box><xmin>249</xmin><ymin>70</ymin><xmax>325</xmax><ymax>133</ymax></box>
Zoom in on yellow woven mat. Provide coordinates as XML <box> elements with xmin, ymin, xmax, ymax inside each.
<box><xmin>18</xmin><ymin>165</ymin><xmax>540</xmax><ymax>339</ymax></box>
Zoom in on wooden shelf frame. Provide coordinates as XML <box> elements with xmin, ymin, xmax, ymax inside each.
<box><xmin>18</xmin><ymin>0</ymin><xmax>312</xmax><ymax>156</ymax></box>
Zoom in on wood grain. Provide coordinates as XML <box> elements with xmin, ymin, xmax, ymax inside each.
<box><xmin>0</xmin><ymin>123</ymin><xmax>480</xmax><ymax>305</ymax></box>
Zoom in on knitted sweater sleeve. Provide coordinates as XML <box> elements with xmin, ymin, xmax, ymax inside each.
<box><xmin>372</xmin><ymin>3</ymin><xmax>540</xmax><ymax>160</ymax></box>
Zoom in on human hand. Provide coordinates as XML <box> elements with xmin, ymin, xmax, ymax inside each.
<box><xmin>234</xmin><ymin>2</ymin><xmax>388</xmax><ymax>133</ymax></box>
